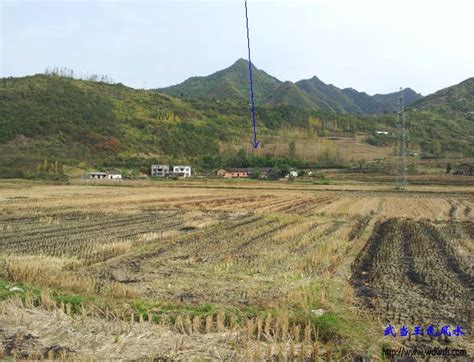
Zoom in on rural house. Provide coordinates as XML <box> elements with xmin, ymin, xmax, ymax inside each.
<box><xmin>151</xmin><ymin>164</ymin><xmax>192</xmax><ymax>178</ymax></box>
<box><xmin>453</xmin><ymin>163</ymin><xmax>474</xmax><ymax>175</ymax></box>
<box><xmin>151</xmin><ymin>164</ymin><xmax>169</xmax><ymax>177</ymax></box>
<box><xmin>84</xmin><ymin>172</ymin><xmax>122</xmax><ymax>180</ymax></box>
<box><xmin>217</xmin><ymin>167</ymin><xmax>273</xmax><ymax>178</ymax></box>
<box><xmin>218</xmin><ymin>168</ymin><xmax>251</xmax><ymax>178</ymax></box>
<box><xmin>173</xmin><ymin>165</ymin><xmax>192</xmax><ymax>178</ymax></box>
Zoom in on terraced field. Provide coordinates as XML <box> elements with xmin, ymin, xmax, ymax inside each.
<box><xmin>0</xmin><ymin>180</ymin><xmax>472</xmax><ymax>359</ymax></box>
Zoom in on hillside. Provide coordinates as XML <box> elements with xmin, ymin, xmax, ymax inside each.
<box><xmin>296</xmin><ymin>76</ymin><xmax>361</xmax><ymax>113</ymax></box>
<box><xmin>267</xmin><ymin>81</ymin><xmax>320</xmax><ymax>111</ymax></box>
<box><xmin>0</xmin><ymin>74</ymin><xmax>251</xmax><ymax>177</ymax></box>
<box><xmin>159</xmin><ymin>59</ymin><xmax>281</xmax><ymax>105</ymax></box>
<box><xmin>412</xmin><ymin>77</ymin><xmax>474</xmax><ymax>113</ymax></box>
<box><xmin>160</xmin><ymin>59</ymin><xmax>423</xmax><ymax>114</ymax></box>
<box><xmin>404</xmin><ymin>77</ymin><xmax>474</xmax><ymax>157</ymax></box>
<box><xmin>341</xmin><ymin>87</ymin><xmax>422</xmax><ymax>114</ymax></box>
<box><xmin>0</xmin><ymin>73</ymin><xmax>472</xmax><ymax>179</ymax></box>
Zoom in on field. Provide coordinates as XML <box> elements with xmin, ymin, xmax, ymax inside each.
<box><xmin>0</xmin><ymin>179</ymin><xmax>472</xmax><ymax>360</ymax></box>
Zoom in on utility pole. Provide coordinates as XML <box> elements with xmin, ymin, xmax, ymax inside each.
<box><xmin>396</xmin><ymin>87</ymin><xmax>408</xmax><ymax>191</ymax></box>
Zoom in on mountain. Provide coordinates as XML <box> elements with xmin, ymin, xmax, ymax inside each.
<box><xmin>0</xmin><ymin>73</ymin><xmax>472</xmax><ymax>179</ymax></box>
<box><xmin>160</xmin><ymin>59</ymin><xmax>281</xmax><ymax>105</ymax></box>
<box><xmin>412</xmin><ymin>77</ymin><xmax>474</xmax><ymax>112</ymax></box>
<box><xmin>405</xmin><ymin>78</ymin><xmax>474</xmax><ymax>157</ymax></box>
<box><xmin>267</xmin><ymin>81</ymin><xmax>320</xmax><ymax>111</ymax></box>
<box><xmin>295</xmin><ymin>77</ymin><xmax>423</xmax><ymax>115</ymax></box>
<box><xmin>340</xmin><ymin>87</ymin><xmax>422</xmax><ymax>114</ymax></box>
<box><xmin>160</xmin><ymin>59</ymin><xmax>423</xmax><ymax>115</ymax></box>
<box><xmin>295</xmin><ymin>77</ymin><xmax>362</xmax><ymax>113</ymax></box>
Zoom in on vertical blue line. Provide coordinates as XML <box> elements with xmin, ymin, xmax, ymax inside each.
<box><xmin>245</xmin><ymin>0</ymin><xmax>259</xmax><ymax>148</ymax></box>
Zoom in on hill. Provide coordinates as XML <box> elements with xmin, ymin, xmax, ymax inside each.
<box><xmin>160</xmin><ymin>59</ymin><xmax>423</xmax><ymax>114</ymax></box>
<box><xmin>412</xmin><ymin>77</ymin><xmax>474</xmax><ymax>113</ymax></box>
<box><xmin>0</xmin><ymin>73</ymin><xmax>472</xmax><ymax>179</ymax></box>
<box><xmin>0</xmin><ymin>74</ymin><xmax>249</xmax><ymax>177</ymax></box>
<box><xmin>403</xmin><ymin>78</ymin><xmax>474</xmax><ymax>157</ymax></box>
<box><xmin>267</xmin><ymin>81</ymin><xmax>320</xmax><ymax>111</ymax></box>
<box><xmin>340</xmin><ymin>87</ymin><xmax>422</xmax><ymax>114</ymax></box>
<box><xmin>159</xmin><ymin>59</ymin><xmax>281</xmax><ymax>105</ymax></box>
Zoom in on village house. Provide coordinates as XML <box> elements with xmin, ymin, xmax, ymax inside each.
<box><xmin>84</xmin><ymin>171</ymin><xmax>122</xmax><ymax>180</ymax></box>
<box><xmin>172</xmin><ymin>165</ymin><xmax>192</xmax><ymax>178</ymax></box>
<box><xmin>453</xmin><ymin>163</ymin><xmax>474</xmax><ymax>176</ymax></box>
<box><xmin>151</xmin><ymin>164</ymin><xmax>192</xmax><ymax>178</ymax></box>
<box><xmin>375</xmin><ymin>130</ymin><xmax>389</xmax><ymax>135</ymax></box>
<box><xmin>217</xmin><ymin>168</ymin><xmax>250</xmax><ymax>178</ymax></box>
<box><xmin>217</xmin><ymin>167</ymin><xmax>272</xmax><ymax>178</ymax></box>
<box><xmin>151</xmin><ymin>164</ymin><xmax>169</xmax><ymax>177</ymax></box>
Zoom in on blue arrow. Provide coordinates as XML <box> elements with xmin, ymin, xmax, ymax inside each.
<box><xmin>245</xmin><ymin>0</ymin><xmax>260</xmax><ymax>149</ymax></box>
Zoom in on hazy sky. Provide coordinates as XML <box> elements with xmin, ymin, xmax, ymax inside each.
<box><xmin>1</xmin><ymin>0</ymin><xmax>473</xmax><ymax>95</ymax></box>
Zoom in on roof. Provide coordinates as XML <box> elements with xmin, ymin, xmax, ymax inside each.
<box><xmin>225</xmin><ymin>168</ymin><xmax>251</xmax><ymax>172</ymax></box>
<box><xmin>456</xmin><ymin>163</ymin><xmax>473</xmax><ymax>171</ymax></box>
<box><xmin>85</xmin><ymin>172</ymin><xmax>107</xmax><ymax>175</ymax></box>
<box><xmin>224</xmin><ymin>167</ymin><xmax>273</xmax><ymax>173</ymax></box>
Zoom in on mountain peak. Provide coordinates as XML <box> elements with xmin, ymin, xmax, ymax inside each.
<box><xmin>159</xmin><ymin>61</ymin><xmax>423</xmax><ymax>114</ymax></box>
<box><xmin>232</xmin><ymin>58</ymin><xmax>249</xmax><ymax>66</ymax></box>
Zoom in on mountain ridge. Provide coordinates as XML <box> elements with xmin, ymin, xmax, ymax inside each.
<box><xmin>0</xmin><ymin>72</ymin><xmax>472</xmax><ymax>178</ymax></box>
<box><xmin>159</xmin><ymin>59</ymin><xmax>423</xmax><ymax>115</ymax></box>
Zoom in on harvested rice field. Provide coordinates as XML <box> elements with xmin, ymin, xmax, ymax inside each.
<box><xmin>0</xmin><ymin>180</ymin><xmax>472</xmax><ymax>360</ymax></box>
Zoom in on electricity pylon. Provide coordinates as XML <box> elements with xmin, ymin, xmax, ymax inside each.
<box><xmin>396</xmin><ymin>87</ymin><xmax>408</xmax><ymax>191</ymax></box>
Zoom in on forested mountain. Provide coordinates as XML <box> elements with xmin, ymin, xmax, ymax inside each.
<box><xmin>412</xmin><ymin>77</ymin><xmax>474</xmax><ymax>112</ymax></box>
<box><xmin>159</xmin><ymin>59</ymin><xmax>423</xmax><ymax>114</ymax></box>
<box><xmin>0</xmin><ymin>72</ymin><xmax>472</xmax><ymax>179</ymax></box>
<box><xmin>159</xmin><ymin>59</ymin><xmax>281</xmax><ymax>105</ymax></box>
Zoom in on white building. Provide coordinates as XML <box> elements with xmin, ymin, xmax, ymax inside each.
<box><xmin>173</xmin><ymin>165</ymin><xmax>191</xmax><ymax>178</ymax></box>
<box><xmin>107</xmin><ymin>173</ymin><xmax>122</xmax><ymax>179</ymax></box>
<box><xmin>151</xmin><ymin>164</ymin><xmax>170</xmax><ymax>177</ymax></box>
<box><xmin>85</xmin><ymin>172</ymin><xmax>107</xmax><ymax>179</ymax></box>
<box><xmin>85</xmin><ymin>172</ymin><xmax>122</xmax><ymax>180</ymax></box>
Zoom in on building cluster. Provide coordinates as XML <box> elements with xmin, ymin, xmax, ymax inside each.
<box><xmin>216</xmin><ymin>167</ymin><xmax>299</xmax><ymax>179</ymax></box>
<box><xmin>151</xmin><ymin>164</ymin><xmax>192</xmax><ymax>178</ymax></box>
<box><xmin>81</xmin><ymin>164</ymin><xmax>312</xmax><ymax>180</ymax></box>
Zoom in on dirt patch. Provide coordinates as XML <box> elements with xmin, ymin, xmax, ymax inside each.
<box><xmin>351</xmin><ymin>219</ymin><xmax>473</xmax><ymax>329</ymax></box>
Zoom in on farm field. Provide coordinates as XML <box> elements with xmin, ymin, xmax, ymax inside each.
<box><xmin>0</xmin><ymin>180</ymin><xmax>472</xmax><ymax>360</ymax></box>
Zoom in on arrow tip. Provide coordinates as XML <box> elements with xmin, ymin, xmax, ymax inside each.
<box><xmin>251</xmin><ymin>140</ymin><xmax>261</xmax><ymax>149</ymax></box>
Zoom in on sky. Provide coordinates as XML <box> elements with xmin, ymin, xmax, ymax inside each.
<box><xmin>1</xmin><ymin>0</ymin><xmax>473</xmax><ymax>95</ymax></box>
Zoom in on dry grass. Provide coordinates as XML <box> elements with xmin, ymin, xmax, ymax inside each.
<box><xmin>0</xmin><ymin>180</ymin><xmax>472</xmax><ymax>359</ymax></box>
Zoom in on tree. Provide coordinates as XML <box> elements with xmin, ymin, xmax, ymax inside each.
<box><xmin>268</xmin><ymin>166</ymin><xmax>281</xmax><ymax>180</ymax></box>
<box><xmin>447</xmin><ymin>163</ymin><xmax>452</xmax><ymax>174</ymax></box>
<box><xmin>279</xmin><ymin>163</ymin><xmax>291</xmax><ymax>177</ymax></box>
<box><xmin>288</xmin><ymin>140</ymin><xmax>296</xmax><ymax>158</ymax></box>
<box><xmin>431</xmin><ymin>140</ymin><xmax>442</xmax><ymax>157</ymax></box>
<box><xmin>250</xmin><ymin>169</ymin><xmax>261</xmax><ymax>179</ymax></box>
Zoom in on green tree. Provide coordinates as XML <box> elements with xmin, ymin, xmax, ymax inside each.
<box><xmin>431</xmin><ymin>140</ymin><xmax>442</xmax><ymax>157</ymax></box>
<box><xmin>288</xmin><ymin>140</ymin><xmax>296</xmax><ymax>158</ymax></box>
